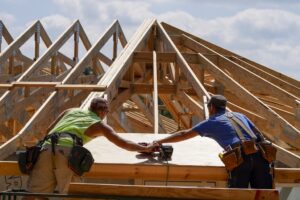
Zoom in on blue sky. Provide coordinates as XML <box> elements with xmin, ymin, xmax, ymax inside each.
<box><xmin>1</xmin><ymin>0</ymin><xmax>300</xmax><ymax>80</ymax></box>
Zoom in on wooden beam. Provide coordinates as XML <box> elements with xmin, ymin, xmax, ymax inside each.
<box><xmin>55</xmin><ymin>84</ymin><xmax>107</xmax><ymax>91</ymax></box>
<box><xmin>0</xmin><ymin>21</ymin><xmax>125</xmax><ymax>160</ymax></box>
<box><xmin>0</xmin><ymin>82</ymin><xmax>107</xmax><ymax>91</ymax></box>
<box><xmin>97</xmin><ymin>52</ymin><xmax>113</xmax><ymax>66</ymax></box>
<box><xmin>203</xmin><ymin>95</ymin><xmax>209</xmax><ymax>120</ymax></box>
<box><xmin>0</xmin><ymin>92</ymin><xmax>58</xmax><ymax>159</ymax></box>
<box><xmin>161</xmin><ymin>22</ymin><xmax>300</xmax><ymax>89</ymax></box>
<box><xmin>230</xmin><ymin>56</ymin><xmax>300</xmax><ymax>98</ymax></box>
<box><xmin>131</xmin><ymin>94</ymin><xmax>166</xmax><ymax>133</ymax></box>
<box><xmin>0</xmin><ymin>161</ymin><xmax>298</xmax><ymax>186</ymax></box>
<box><xmin>157</xmin><ymin>22</ymin><xmax>210</xmax><ymax>102</ymax></box>
<box><xmin>63</xmin><ymin>20</ymin><xmax>119</xmax><ymax>84</ymax></box>
<box><xmin>69</xmin><ymin>183</ymin><xmax>279</xmax><ymax>200</ymax></box>
<box><xmin>176</xmin><ymin>90</ymin><xmax>204</xmax><ymax>120</ymax></box>
<box><xmin>199</xmin><ymin>52</ymin><xmax>300</xmax><ymax>149</ymax></box>
<box><xmin>204</xmin><ymin>53</ymin><xmax>300</xmax><ymax>148</ymax></box>
<box><xmin>80</xmin><ymin>19</ymin><xmax>156</xmax><ymax>109</ymax></box>
<box><xmin>17</xmin><ymin>20</ymin><xmax>79</xmax><ymax>81</ymax></box>
<box><xmin>182</xmin><ymin>34</ymin><xmax>298</xmax><ymax>110</ymax></box>
<box><xmin>0</xmin><ymin>21</ymin><xmax>39</xmax><ymax>68</ymax></box>
<box><xmin>130</xmin><ymin>83</ymin><xmax>177</xmax><ymax>94</ymax></box>
<box><xmin>133</xmin><ymin>52</ymin><xmax>176</xmax><ymax>63</ymax></box>
<box><xmin>153</xmin><ymin>51</ymin><xmax>159</xmax><ymax>133</ymax></box>
<box><xmin>274</xmin><ymin>143</ymin><xmax>300</xmax><ymax>167</ymax></box>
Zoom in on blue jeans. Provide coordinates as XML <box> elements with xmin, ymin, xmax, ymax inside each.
<box><xmin>228</xmin><ymin>151</ymin><xmax>273</xmax><ymax>188</ymax></box>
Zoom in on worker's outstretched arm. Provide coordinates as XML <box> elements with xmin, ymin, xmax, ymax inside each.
<box><xmin>154</xmin><ymin>129</ymin><xmax>199</xmax><ymax>144</ymax></box>
<box><xmin>85</xmin><ymin>121</ymin><xmax>155</xmax><ymax>152</ymax></box>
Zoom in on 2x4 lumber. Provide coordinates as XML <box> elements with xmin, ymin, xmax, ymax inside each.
<box><xmin>63</xmin><ymin>20</ymin><xmax>120</xmax><ymax>84</ymax></box>
<box><xmin>158</xmin><ymin>94</ymin><xmax>187</xmax><ymax>128</ymax></box>
<box><xmin>109</xmin><ymin>89</ymin><xmax>131</xmax><ymax>111</ymax></box>
<box><xmin>130</xmin><ymin>83</ymin><xmax>176</xmax><ymax>94</ymax></box>
<box><xmin>0</xmin><ymin>21</ymin><xmax>39</xmax><ymax>67</ymax></box>
<box><xmin>133</xmin><ymin>52</ymin><xmax>211</xmax><ymax>65</ymax></box>
<box><xmin>179</xmin><ymin>34</ymin><xmax>300</xmax><ymax>148</ymax></box>
<box><xmin>198</xmin><ymin>53</ymin><xmax>300</xmax><ymax>149</ymax></box>
<box><xmin>133</xmin><ymin>52</ymin><xmax>176</xmax><ymax>63</ymax></box>
<box><xmin>0</xmin><ymin>124</ymin><xmax>13</xmax><ymax>139</ymax></box>
<box><xmin>80</xmin><ymin>19</ymin><xmax>156</xmax><ymax>109</ymax></box>
<box><xmin>55</xmin><ymin>84</ymin><xmax>106</xmax><ymax>91</ymax></box>
<box><xmin>176</xmin><ymin>90</ymin><xmax>204</xmax><ymax>120</ymax></box>
<box><xmin>0</xmin><ymin>82</ymin><xmax>106</xmax><ymax>91</ymax></box>
<box><xmin>97</xmin><ymin>52</ymin><xmax>113</xmax><ymax>66</ymax></box>
<box><xmin>0</xmin><ymin>92</ymin><xmax>58</xmax><ymax>160</ymax></box>
<box><xmin>131</xmin><ymin>94</ymin><xmax>166</xmax><ymax>133</ymax></box>
<box><xmin>182</xmin><ymin>34</ymin><xmax>298</xmax><ymax>110</ymax></box>
<box><xmin>230</xmin><ymin>56</ymin><xmax>300</xmax><ymax>98</ymax></box>
<box><xmin>34</xmin><ymin>24</ymin><xmax>40</xmax><ymax>60</ymax></box>
<box><xmin>17</xmin><ymin>20</ymin><xmax>80</xmax><ymax>81</ymax></box>
<box><xmin>111</xmin><ymin>111</ymin><xmax>132</xmax><ymax>132</ymax></box>
<box><xmin>0</xmin><ymin>161</ymin><xmax>299</xmax><ymax>185</ymax></box>
<box><xmin>241</xmin><ymin>58</ymin><xmax>300</xmax><ymax>89</ymax></box>
<box><xmin>69</xmin><ymin>183</ymin><xmax>279</xmax><ymax>200</ymax></box>
<box><xmin>112</xmin><ymin>32</ymin><xmax>117</xmax><ymax>61</ymax></box>
<box><xmin>153</xmin><ymin>51</ymin><xmax>159</xmax><ymax>133</ymax></box>
<box><xmin>274</xmin><ymin>143</ymin><xmax>300</xmax><ymax>167</ymax></box>
<box><xmin>161</xmin><ymin>22</ymin><xmax>299</xmax><ymax>88</ymax></box>
<box><xmin>116</xmin><ymin>20</ymin><xmax>128</xmax><ymax>47</ymax></box>
<box><xmin>0</xmin><ymin>21</ymin><xmax>123</xmax><ymax>159</ymax></box>
<box><xmin>0</xmin><ymin>21</ymin><xmax>11</xmax><ymax>43</ymax></box>
<box><xmin>157</xmin><ymin>22</ymin><xmax>210</xmax><ymax>101</ymax></box>
<box><xmin>170</xmin><ymin>97</ymin><xmax>191</xmax><ymax>128</ymax></box>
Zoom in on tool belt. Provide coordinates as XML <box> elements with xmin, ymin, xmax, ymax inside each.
<box><xmin>68</xmin><ymin>145</ymin><xmax>94</xmax><ymax>176</ymax></box>
<box><xmin>219</xmin><ymin>140</ymin><xmax>259</xmax><ymax>171</ymax></box>
<box><xmin>219</xmin><ymin>146</ymin><xmax>243</xmax><ymax>171</ymax></box>
<box><xmin>18</xmin><ymin>132</ymin><xmax>94</xmax><ymax>176</ymax></box>
<box><xmin>241</xmin><ymin>140</ymin><xmax>258</xmax><ymax>155</ymax></box>
<box><xmin>219</xmin><ymin>112</ymin><xmax>277</xmax><ymax>171</ymax></box>
<box><xmin>258</xmin><ymin>141</ymin><xmax>277</xmax><ymax>163</ymax></box>
<box><xmin>18</xmin><ymin>145</ymin><xmax>43</xmax><ymax>174</ymax></box>
<box><xmin>50</xmin><ymin>132</ymin><xmax>94</xmax><ymax>176</ymax></box>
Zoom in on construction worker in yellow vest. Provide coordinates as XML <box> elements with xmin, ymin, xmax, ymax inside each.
<box><xmin>24</xmin><ymin>97</ymin><xmax>155</xmax><ymax>197</ymax></box>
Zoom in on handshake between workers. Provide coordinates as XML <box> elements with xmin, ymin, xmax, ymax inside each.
<box><xmin>138</xmin><ymin>141</ymin><xmax>174</xmax><ymax>161</ymax></box>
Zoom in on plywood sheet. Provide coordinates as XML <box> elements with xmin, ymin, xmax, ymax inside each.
<box><xmin>85</xmin><ymin>133</ymin><xmax>224</xmax><ymax>166</ymax></box>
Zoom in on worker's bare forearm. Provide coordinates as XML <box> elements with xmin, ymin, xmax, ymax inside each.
<box><xmin>100</xmin><ymin>123</ymin><xmax>149</xmax><ymax>151</ymax></box>
<box><xmin>155</xmin><ymin>129</ymin><xmax>198</xmax><ymax>144</ymax></box>
<box><xmin>122</xmin><ymin>140</ymin><xmax>147</xmax><ymax>151</ymax></box>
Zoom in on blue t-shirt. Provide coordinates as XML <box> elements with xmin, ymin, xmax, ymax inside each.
<box><xmin>192</xmin><ymin>111</ymin><xmax>256</xmax><ymax>149</ymax></box>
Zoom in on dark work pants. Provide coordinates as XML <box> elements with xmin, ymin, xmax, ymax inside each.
<box><xmin>228</xmin><ymin>151</ymin><xmax>273</xmax><ymax>189</ymax></box>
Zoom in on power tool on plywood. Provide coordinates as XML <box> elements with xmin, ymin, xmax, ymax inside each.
<box><xmin>138</xmin><ymin>143</ymin><xmax>173</xmax><ymax>161</ymax></box>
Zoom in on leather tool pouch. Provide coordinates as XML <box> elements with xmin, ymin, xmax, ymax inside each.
<box><xmin>241</xmin><ymin>140</ymin><xmax>258</xmax><ymax>155</ymax></box>
<box><xmin>219</xmin><ymin>147</ymin><xmax>243</xmax><ymax>171</ymax></box>
<box><xmin>68</xmin><ymin>145</ymin><xmax>94</xmax><ymax>176</ymax></box>
<box><xmin>258</xmin><ymin>142</ymin><xmax>277</xmax><ymax>163</ymax></box>
<box><xmin>18</xmin><ymin>145</ymin><xmax>42</xmax><ymax>174</ymax></box>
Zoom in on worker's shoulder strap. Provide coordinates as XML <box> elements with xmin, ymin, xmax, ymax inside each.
<box><xmin>225</xmin><ymin>112</ymin><xmax>257</xmax><ymax>141</ymax></box>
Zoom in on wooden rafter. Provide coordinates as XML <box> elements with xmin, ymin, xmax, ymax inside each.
<box><xmin>0</xmin><ymin>20</ymin><xmax>126</xmax><ymax>159</ymax></box>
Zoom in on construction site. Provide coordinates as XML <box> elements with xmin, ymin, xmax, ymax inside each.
<box><xmin>0</xmin><ymin>18</ymin><xmax>299</xmax><ymax>199</ymax></box>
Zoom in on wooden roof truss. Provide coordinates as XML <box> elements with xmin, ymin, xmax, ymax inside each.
<box><xmin>0</xmin><ymin>19</ymin><xmax>299</xmax><ymax>197</ymax></box>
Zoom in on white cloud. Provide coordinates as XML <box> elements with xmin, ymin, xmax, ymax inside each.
<box><xmin>158</xmin><ymin>8</ymin><xmax>300</xmax><ymax>80</ymax></box>
<box><xmin>0</xmin><ymin>11</ymin><xmax>15</xmax><ymax>25</ymax></box>
<box><xmin>40</xmin><ymin>14</ymin><xmax>72</xmax><ymax>30</ymax></box>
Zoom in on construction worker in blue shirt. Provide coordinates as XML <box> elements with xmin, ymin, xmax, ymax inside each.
<box><xmin>153</xmin><ymin>95</ymin><xmax>273</xmax><ymax>188</ymax></box>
